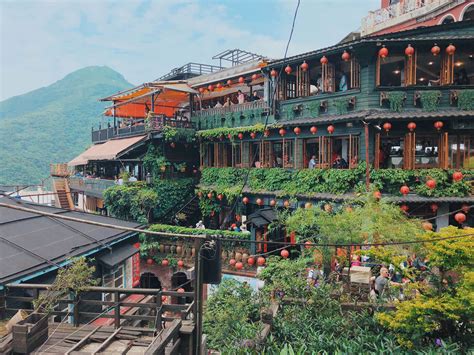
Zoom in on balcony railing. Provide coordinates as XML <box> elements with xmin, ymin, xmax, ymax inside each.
<box><xmin>91</xmin><ymin>115</ymin><xmax>194</xmax><ymax>143</ymax></box>
<box><xmin>194</xmin><ymin>100</ymin><xmax>269</xmax><ymax>118</ymax></box>
<box><xmin>68</xmin><ymin>176</ymin><xmax>116</xmax><ymax>197</ymax></box>
<box><xmin>50</xmin><ymin>163</ymin><xmax>71</xmax><ymax>177</ymax></box>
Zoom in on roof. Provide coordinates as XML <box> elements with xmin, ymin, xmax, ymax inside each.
<box><xmin>97</xmin><ymin>243</ymin><xmax>138</xmax><ymax>268</ymax></box>
<box><xmin>68</xmin><ymin>135</ymin><xmax>147</xmax><ymax>166</ymax></box>
<box><xmin>247</xmin><ymin>208</ymin><xmax>277</xmax><ymax>227</ymax></box>
<box><xmin>279</xmin><ymin>111</ymin><xmax>370</xmax><ymax>126</ymax></box>
<box><xmin>366</xmin><ymin>109</ymin><xmax>474</xmax><ymax>121</ymax></box>
<box><xmin>0</xmin><ymin>196</ymin><xmax>142</xmax><ymax>285</ymax></box>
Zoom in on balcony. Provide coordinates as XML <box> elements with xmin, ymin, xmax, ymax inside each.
<box><xmin>50</xmin><ymin>163</ymin><xmax>71</xmax><ymax>177</ymax></box>
<box><xmin>68</xmin><ymin>176</ymin><xmax>116</xmax><ymax>198</ymax></box>
<box><xmin>91</xmin><ymin>115</ymin><xmax>194</xmax><ymax>143</ymax></box>
<box><xmin>193</xmin><ymin>101</ymin><xmax>270</xmax><ymax>130</ymax></box>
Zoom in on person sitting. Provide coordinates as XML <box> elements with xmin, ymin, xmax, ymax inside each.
<box><xmin>250</xmin><ymin>91</ymin><xmax>260</xmax><ymax>101</ymax></box>
<box><xmin>223</xmin><ymin>97</ymin><xmax>232</xmax><ymax>107</ymax></box>
<box><xmin>332</xmin><ymin>154</ymin><xmax>348</xmax><ymax>169</ymax></box>
<box><xmin>237</xmin><ymin>90</ymin><xmax>245</xmax><ymax>104</ymax></box>
<box><xmin>308</xmin><ymin>155</ymin><xmax>317</xmax><ymax>169</ymax></box>
<box><xmin>375</xmin><ymin>267</ymin><xmax>402</xmax><ymax>297</ymax></box>
<box><xmin>128</xmin><ymin>175</ymin><xmax>138</xmax><ymax>182</ymax></box>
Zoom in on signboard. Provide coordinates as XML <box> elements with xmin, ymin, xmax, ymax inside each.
<box><xmin>132</xmin><ymin>253</ymin><xmax>141</xmax><ymax>287</ymax></box>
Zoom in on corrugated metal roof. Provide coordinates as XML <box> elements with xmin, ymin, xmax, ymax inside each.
<box><xmin>279</xmin><ymin>111</ymin><xmax>370</xmax><ymax>126</ymax></box>
<box><xmin>366</xmin><ymin>109</ymin><xmax>474</xmax><ymax>120</ymax></box>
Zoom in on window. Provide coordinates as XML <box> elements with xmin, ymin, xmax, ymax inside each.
<box><xmin>449</xmin><ymin>135</ymin><xmax>474</xmax><ymax>169</ymax></box>
<box><xmin>232</xmin><ymin>143</ymin><xmax>242</xmax><ymax>167</ymax></box>
<box><xmin>201</xmin><ymin>143</ymin><xmax>215</xmax><ymax>167</ymax></box>
<box><xmin>453</xmin><ymin>47</ymin><xmax>473</xmax><ymax>85</ymax></box>
<box><xmin>416</xmin><ymin>49</ymin><xmax>441</xmax><ymax>86</ymax></box>
<box><xmin>377</xmin><ymin>54</ymin><xmax>406</xmax><ymax>86</ymax></box>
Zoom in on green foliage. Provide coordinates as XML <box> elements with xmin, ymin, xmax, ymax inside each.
<box><xmin>204</xmin><ymin>279</ymin><xmax>264</xmax><ymax>351</ymax></box>
<box><xmin>0</xmin><ymin>66</ymin><xmax>132</xmax><ymax>185</ymax></box>
<box><xmin>162</xmin><ymin>126</ymin><xmax>196</xmax><ymax>143</ymax></box>
<box><xmin>281</xmin><ymin>105</ymin><xmax>295</xmax><ymax>119</ymax></box>
<box><xmin>148</xmin><ymin>223</ymin><xmax>247</xmax><ymax>239</ymax></box>
<box><xmin>196</xmin><ymin>123</ymin><xmax>270</xmax><ymax>140</ymax></box>
<box><xmin>387</xmin><ymin>91</ymin><xmax>406</xmax><ymax>112</ymax></box>
<box><xmin>457</xmin><ymin>89</ymin><xmax>474</xmax><ymax>111</ymax></box>
<box><xmin>34</xmin><ymin>257</ymin><xmax>98</xmax><ymax>313</ymax></box>
<box><xmin>333</xmin><ymin>98</ymin><xmax>348</xmax><ymax>114</ymax></box>
<box><xmin>304</xmin><ymin>101</ymin><xmax>319</xmax><ymax>118</ymax></box>
<box><xmin>419</xmin><ymin>90</ymin><xmax>441</xmax><ymax>112</ymax></box>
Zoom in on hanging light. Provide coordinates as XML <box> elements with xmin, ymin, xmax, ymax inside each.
<box><xmin>405</xmin><ymin>44</ymin><xmax>415</xmax><ymax>57</ymax></box>
<box><xmin>256</xmin><ymin>198</ymin><xmax>263</xmax><ymax>206</ymax></box>
<box><xmin>430</xmin><ymin>203</ymin><xmax>438</xmax><ymax>213</ymax></box>
<box><xmin>341</xmin><ymin>50</ymin><xmax>351</xmax><ymax>62</ymax></box>
<box><xmin>407</xmin><ymin>122</ymin><xmax>416</xmax><ymax>131</ymax></box>
<box><xmin>320</xmin><ymin>56</ymin><xmax>328</xmax><ymax>65</ymax></box>
<box><xmin>301</xmin><ymin>61</ymin><xmax>309</xmax><ymax>71</ymax></box>
<box><xmin>216</xmin><ymin>83</ymin><xmax>223</xmax><ymax>89</ymax></box>
<box><xmin>327</xmin><ymin>125</ymin><xmax>335</xmax><ymax>134</ymax></box>
<box><xmin>383</xmin><ymin>122</ymin><xmax>392</xmax><ymax>132</ymax></box>
<box><xmin>198</xmin><ymin>87</ymin><xmax>205</xmax><ymax>94</ymax></box>
<box><xmin>453</xmin><ymin>171</ymin><xmax>463</xmax><ymax>182</ymax></box>
<box><xmin>238</xmin><ymin>133</ymin><xmax>244</xmax><ymax>140</ymax></box>
<box><xmin>279</xmin><ymin>128</ymin><xmax>286</xmax><ymax>136</ymax></box>
<box><xmin>426</xmin><ymin>179</ymin><xmax>436</xmax><ymax>189</ymax></box>
<box><xmin>238</xmin><ymin>76</ymin><xmax>245</xmax><ymax>84</ymax></box>
<box><xmin>208</xmin><ymin>84</ymin><xmax>214</xmax><ymax>91</ymax></box>
<box><xmin>242</xmin><ymin>196</ymin><xmax>249</xmax><ymax>204</ymax></box>
<box><xmin>310</xmin><ymin>126</ymin><xmax>318</xmax><ymax>134</ymax></box>
<box><xmin>293</xmin><ymin>127</ymin><xmax>301</xmax><ymax>135</ymax></box>
<box><xmin>454</xmin><ymin>212</ymin><xmax>466</xmax><ymax>224</ymax></box>
<box><xmin>378</xmin><ymin>45</ymin><xmax>389</xmax><ymax>58</ymax></box>
<box><xmin>434</xmin><ymin>121</ymin><xmax>444</xmax><ymax>130</ymax></box>
<box><xmin>446</xmin><ymin>44</ymin><xmax>456</xmax><ymax>55</ymax></box>
<box><xmin>251</xmin><ymin>73</ymin><xmax>258</xmax><ymax>81</ymax></box>
<box><xmin>270</xmin><ymin>69</ymin><xmax>278</xmax><ymax>78</ymax></box>
<box><xmin>400</xmin><ymin>186</ymin><xmax>410</xmax><ymax>195</ymax></box>
<box><xmin>227</xmin><ymin>79</ymin><xmax>232</xmax><ymax>85</ymax></box>
<box><xmin>431</xmin><ymin>43</ymin><xmax>440</xmax><ymax>56</ymax></box>
<box><xmin>285</xmin><ymin>65</ymin><xmax>292</xmax><ymax>74</ymax></box>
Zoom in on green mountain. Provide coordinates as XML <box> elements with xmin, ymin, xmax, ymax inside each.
<box><xmin>0</xmin><ymin>66</ymin><xmax>133</xmax><ymax>186</ymax></box>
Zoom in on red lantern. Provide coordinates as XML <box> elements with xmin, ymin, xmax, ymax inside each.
<box><xmin>270</xmin><ymin>199</ymin><xmax>276</xmax><ymax>207</ymax></box>
<box><xmin>285</xmin><ymin>65</ymin><xmax>292</xmax><ymax>74</ymax></box>
<box><xmin>374</xmin><ymin>191</ymin><xmax>382</xmax><ymax>200</ymax></box>
<box><xmin>281</xmin><ymin>249</ymin><xmax>289</xmax><ymax>259</ymax></box>
<box><xmin>238</xmin><ymin>76</ymin><xmax>245</xmax><ymax>84</ymax></box>
<box><xmin>446</xmin><ymin>44</ymin><xmax>456</xmax><ymax>55</ymax></box>
<box><xmin>216</xmin><ymin>83</ymin><xmax>223</xmax><ymax>89</ymax></box>
<box><xmin>270</xmin><ymin>69</ymin><xmax>278</xmax><ymax>78</ymax></box>
<box><xmin>133</xmin><ymin>242</ymin><xmax>141</xmax><ymax>249</ymax></box>
<box><xmin>227</xmin><ymin>79</ymin><xmax>232</xmax><ymax>85</ymax></box>
<box><xmin>161</xmin><ymin>295</ymin><xmax>167</xmax><ymax>302</ymax></box>
<box><xmin>342</xmin><ymin>50</ymin><xmax>351</xmax><ymax>62</ymax></box>
<box><xmin>242</xmin><ymin>197</ymin><xmax>249</xmax><ymax>204</ymax></box>
<box><xmin>177</xmin><ymin>288</ymin><xmax>185</xmax><ymax>293</ymax></box>
<box><xmin>407</xmin><ymin>122</ymin><xmax>416</xmax><ymax>131</ymax></box>
<box><xmin>257</xmin><ymin>257</ymin><xmax>266</xmax><ymax>266</ymax></box>
<box><xmin>208</xmin><ymin>84</ymin><xmax>214</xmax><ymax>91</ymax></box>
<box><xmin>293</xmin><ymin>127</ymin><xmax>301</xmax><ymax>135</ymax></box>
<box><xmin>227</xmin><ymin>133</ymin><xmax>232</xmax><ymax>139</ymax></box>
<box><xmin>301</xmin><ymin>61</ymin><xmax>309</xmax><ymax>71</ymax></box>
<box><xmin>207</xmin><ymin>192</ymin><xmax>213</xmax><ymax>199</ymax></box>
<box><xmin>305</xmin><ymin>202</ymin><xmax>313</xmax><ymax>209</ymax></box>
<box><xmin>229</xmin><ymin>258</ymin><xmax>236</xmax><ymax>266</ymax></box>
<box><xmin>400</xmin><ymin>186</ymin><xmax>410</xmax><ymax>195</ymax></box>
<box><xmin>170</xmin><ymin>142</ymin><xmax>176</xmax><ymax>148</ymax></box>
<box><xmin>462</xmin><ymin>204</ymin><xmax>470</xmax><ymax>213</ymax></box>
<box><xmin>454</xmin><ymin>212</ymin><xmax>466</xmax><ymax>224</ymax></box>
<box><xmin>430</xmin><ymin>203</ymin><xmax>438</xmax><ymax>213</ymax></box>
<box><xmin>453</xmin><ymin>171</ymin><xmax>463</xmax><ymax>182</ymax></box>
<box><xmin>199</xmin><ymin>87</ymin><xmax>205</xmax><ymax>94</ymax></box>
<box><xmin>197</xmin><ymin>191</ymin><xmax>203</xmax><ymax>198</ymax></box>
<box><xmin>310</xmin><ymin>126</ymin><xmax>317</xmax><ymax>135</ymax></box>
<box><xmin>426</xmin><ymin>179</ymin><xmax>436</xmax><ymax>189</ymax></box>
<box><xmin>217</xmin><ymin>193</ymin><xmax>223</xmax><ymax>201</ymax></box>
<box><xmin>283</xmin><ymin>200</ymin><xmax>290</xmax><ymax>208</ymax></box>
<box><xmin>256</xmin><ymin>198</ymin><xmax>263</xmax><ymax>206</ymax></box>
<box><xmin>264</xmin><ymin>129</ymin><xmax>270</xmax><ymax>137</ymax></box>
<box><xmin>279</xmin><ymin>128</ymin><xmax>286</xmax><ymax>136</ymax></box>
<box><xmin>400</xmin><ymin>204</ymin><xmax>409</xmax><ymax>212</ymax></box>
<box><xmin>434</xmin><ymin>121</ymin><xmax>444</xmax><ymax>130</ymax></box>
<box><xmin>378</xmin><ymin>46</ymin><xmax>389</xmax><ymax>58</ymax></box>
<box><xmin>320</xmin><ymin>56</ymin><xmax>328</xmax><ymax>65</ymax></box>
<box><xmin>178</xmin><ymin>260</ymin><xmax>184</xmax><ymax>268</ymax></box>
<box><xmin>327</xmin><ymin>125</ymin><xmax>335</xmax><ymax>134</ymax></box>
<box><xmin>247</xmin><ymin>257</ymin><xmax>255</xmax><ymax>266</ymax></box>
<box><xmin>305</xmin><ymin>241</ymin><xmax>312</xmax><ymax>249</ymax></box>
<box><xmin>252</xmin><ymin>73</ymin><xmax>258</xmax><ymax>81</ymax></box>
<box><xmin>146</xmin><ymin>258</ymin><xmax>154</xmax><ymax>265</ymax></box>
<box><xmin>235</xmin><ymin>262</ymin><xmax>243</xmax><ymax>270</ymax></box>
<box><xmin>250</xmin><ymin>132</ymin><xmax>256</xmax><ymax>139</ymax></box>
<box><xmin>162</xmin><ymin>259</ymin><xmax>169</xmax><ymax>266</ymax></box>
<box><xmin>405</xmin><ymin>44</ymin><xmax>415</xmax><ymax>57</ymax></box>
<box><xmin>383</xmin><ymin>122</ymin><xmax>392</xmax><ymax>132</ymax></box>
<box><xmin>422</xmin><ymin>222</ymin><xmax>433</xmax><ymax>231</ymax></box>
<box><xmin>238</xmin><ymin>132</ymin><xmax>244</xmax><ymax>140</ymax></box>
<box><xmin>431</xmin><ymin>44</ymin><xmax>440</xmax><ymax>56</ymax></box>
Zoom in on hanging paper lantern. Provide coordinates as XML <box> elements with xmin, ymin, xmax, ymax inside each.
<box><xmin>250</xmin><ymin>132</ymin><xmax>256</xmax><ymax>139</ymax></box>
<box><xmin>462</xmin><ymin>204</ymin><xmax>470</xmax><ymax>213</ymax></box>
<box><xmin>208</xmin><ymin>84</ymin><xmax>214</xmax><ymax>91</ymax></box>
<box><xmin>320</xmin><ymin>56</ymin><xmax>328</xmax><ymax>65</ymax></box>
<box><xmin>257</xmin><ymin>257</ymin><xmax>266</xmax><ymax>266</ymax></box>
<box><xmin>199</xmin><ymin>87</ymin><xmax>205</xmax><ymax>94</ymax></box>
<box><xmin>378</xmin><ymin>46</ymin><xmax>389</xmax><ymax>58</ymax></box>
<box><xmin>227</xmin><ymin>133</ymin><xmax>232</xmax><ymax>139</ymax></box>
<box><xmin>305</xmin><ymin>202</ymin><xmax>313</xmax><ymax>209</ymax></box>
<box><xmin>207</xmin><ymin>192</ymin><xmax>213</xmax><ymax>199</ymax></box>
<box><xmin>310</xmin><ymin>126</ymin><xmax>318</xmax><ymax>134</ymax></box>
<box><xmin>305</xmin><ymin>241</ymin><xmax>312</xmax><ymax>249</ymax></box>
<box><xmin>285</xmin><ymin>65</ymin><xmax>292</xmax><ymax>74</ymax></box>
<box><xmin>383</xmin><ymin>122</ymin><xmax>392</xmax><ymax>132</ymax></box>
<box><xmin>280</xmin><ymin>249</ymin><xmax>290</xmax><ymax>258</ymax></box>
<box><xmin>264</xmin><ymin>129</ymin><xmax>270</xmax><ymax>137</ymax></box>
<box><xmin>256</xmin><ymin>198</ymin><xmax>263</xmax><ymax>206</ymax></box>
<box><xmin>235</xmin><ymin>262</ymin><xmax>243</xmax><ymax>270</ymax></box>
<box><xmin>446</xmin><ymin>44</ymin><xmax>456</xmax><ymax>55</ymax></box>
<box><xmin>162</xmin><ymin>259</ymin><xmax>169</xmax><ymax>266</ymax></box>
<box><xmin>301</xmin><ymin>61</ymin><xmax>309</xmax><ymax>71</ymax></box>
<box><xmin>283</xmin><ymin>200</ymin><xmax>290</xmax><ymax>208</ymax></box>
<box><xmin>146</xmin><ymin>258</ymin><xmax>154</xmax><ymax>265</ymax></box>
<box><xmin>434</xmin><ymin>121</ymin><xmax>444</xmax><ymax>130</ymax></box>
<box><xmin>324</xmin><ymin>204</ymin><xmax>333</xmax><ymax>213</ymax></box>
<box><xmin>238</xmin><ymin>133</ymin><xmax>244</xmax><ymax>140</ymax></box>
<box><xmin>430</xmin><ymin>203</ymin><xmax>438</xmax><ymax>213</ymax></box>
<box><xmin>161</xmin><ymin>295</ymin><xmax>167</xmax><ymax>302</ymax></box>
<box><xmin>400</xmin><ymin>204</ymin><xmax>409</xmax><ymax>212</ymax></box>
<box><xmin>252</xmin><ymin>73</ymin><xmax>258</xmax><ymax>81</ymax></box>
<box><xmin>453</xmin><ymin>171</ymin><xmax>463</xmax><ymax>182</ymax></box>
<box><xmin>217</xmin><ymin>193</ymin><xmax>223</xmax><ymax>201</ymax></box>
<box><xmin>227</xmin><ymin>79</ymin><xmax>232</xmax><ymax>85</ymax></box>
<box><xmin>293</xmin><ymin>127</ymin><xmax>301</xmax><ymax>135</ymax></box>
<box><xmin>407</xmin><ymin>122</ymin><xmax>417</xmax><ymax>131</ymax></box>
<box><xmin>133</xmin><ymin>242</ymin><xmax>141</xmax><ymax>249</ymax></box>
<box><xmin>422</xmin><ymin>222</ymin><xmax>433</xmax><ymax>231</ymax></box>
<box><xmin>454</xmin><ymin>212</ymin><xmax>466</xmax><ymax>224</ymax></box>
<box><xmin>374</xmin><ymin>191</ymin><xmax>382</xmax><ymax>200</ymax></box>
<box><xmin>431</xmin><ymin>44</ymin><xmax>440</xmax><ymax>56</ymax></box>
<box><xmin>426</xmin><ymin>179</ymin><xmax>436</xmax><ymax>189</ymax></box>
<box><xmin>177</xmin><ymin>288</ymin><xmax>185</xmax><ymax>293</ymax></box>
<box><xmin>238</xmin><ymin>76</ymin><xmax>245</xmax><ymax>84</ymax></box>
<box><xmin>405</xmin><ymin>44</ymin><xmax>415</xmax><ymax>57</ymax></box>
<box><xmin>242</xmin><ymin>196</ymin><xmax>249</xmax><ymax>204</ymax></box>
<box><xmin>270</xmin><ymin>69</ymin><xmax>278</xmax><ymax>78</ymax></box>
<box><xmin>247</xmin><ymin>257</ymin><xmax>255</xmax><ymax>266</ymax></box>
<box><xmin>327</xmin><ymin>125</ymin><xmax>335</xmax><ymax>134</ymax></box>
<box><xmin>400</xmin><ymin>186</ymin><xmax>410</xmax><ymax>195</ymax></box>
<box><xmin>178</xmin><ymin>260</ymin><xmax>184</xmax><ymax>268</ymax></box>
<box><xmin>270</xmin><ymin>199</ymin><xmax>276</xmax><ymax>207</ymax></box>
<box><xmin>279</xmin><ymin>128</ymin><xmax>287</xmax><ymax>136</ymax></box>
<box><xmin>216</xmin><ymin>83</ymin><xmax>223</xmax><ymax>89</ymax></box>
<box><xmin>342</xmin><ymin>50</ymin><xmax>351</xmax><ymax>62</ymax></box>
<box><xmin>229</xmin><ymin>258</ymin><xmax>237</xmax><ymax>266</ymax></box>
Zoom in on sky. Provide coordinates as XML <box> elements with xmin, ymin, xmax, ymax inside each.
<box><xmin>0</xmin><ymin>0</ymin><xmax>379</xmax><ymax>101</ymax></box>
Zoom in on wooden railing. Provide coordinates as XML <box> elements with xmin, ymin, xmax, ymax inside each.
<box><xmin>3</xmin><ymin>284</ymin><xmax>195</xmax><ymax>329</ymax></box>
<box><xmin>68</xmin><ymin>176</ymin><xmax>116</xmax><ymax>197</ymax></box>
<box><xmin>194</xmin><ymin>100</ymin><xmax>269</xmax><ymax>118</ymax></box>
<box><xmin>50</xmin><ymin>163</ymin><xmax>71</xmax><ymax>177</ymax></box>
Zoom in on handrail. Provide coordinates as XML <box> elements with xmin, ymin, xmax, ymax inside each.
<box><xmin>195</xmin><ymin>100</ymin><xmax>269</xmax><ymax>117</ymax></box>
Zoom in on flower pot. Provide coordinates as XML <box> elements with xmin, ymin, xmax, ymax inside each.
<box><xmin>191</xmin><ymin>248</ymin><xmax>196</xmax><ymax>257</ymax></box>
<box><xmin>242</xmin><ymin>253</ymin><xmax>249</xmax><ymax>264</ymax></box>
<box><xmin>164</xmin><ymin>245</ymin><xmax>171</xmax><ymax>254</ymax></box>
<box><xmin>176</xmin><ymin>245</ymin><xmax>183</xmax><ymax>256</ymax></box>
<box><xmin>235</xmin><ymin>252</ymin><xmax>242</xmax><ymax>262</ymax></box>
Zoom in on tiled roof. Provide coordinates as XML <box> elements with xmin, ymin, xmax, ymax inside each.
<box><xmin>279</xmin><ymin>111</ymin><xmax>370</xmax><ymax>126</ymax></box>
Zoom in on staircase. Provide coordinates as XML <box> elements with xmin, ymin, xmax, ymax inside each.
<box><xmin>52</xmin><ymin>178</ymin><xmax>74</xmax><ymax>210</ymax></box>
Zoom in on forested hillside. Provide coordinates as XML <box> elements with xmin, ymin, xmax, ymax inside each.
<box><xmin>0</xmin><ymin>66</ymin><xmax>132</xmax><ymax>185</ymax></box>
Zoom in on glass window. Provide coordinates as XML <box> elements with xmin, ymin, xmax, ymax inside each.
<box><xmin>453</xmin><ymin>47</ymin><xmax>473</xmax><ymax>85</ymax></box>
<box><xmin>378</xmin><ymin>54</ymin><xmax>405</xmax><ymax>86</ymax></box>
<box><xmin>416</xmin><ymin>49</ymin><xmax>442</xmax><ymax>86</ymax></box>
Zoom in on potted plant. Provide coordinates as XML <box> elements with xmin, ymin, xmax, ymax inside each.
<box><xmin>175</xmin><ymin>162</ymin><xmax>187</xmax><ymax>173</ymax></box>
<box><xmin>156</xmin><ymin>157</ymin><xmax>169</xmax><ymax>172</ymax></box>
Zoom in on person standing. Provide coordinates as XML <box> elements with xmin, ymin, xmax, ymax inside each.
<box><xmin>308</xmin><ymin>155</ymin><xmax>317</xmax><ymax>169</ymax></box>
<box><xmin>237</xmin><ymin>90</ymin><xmax>245</xmax><ymax>104</ymax></box>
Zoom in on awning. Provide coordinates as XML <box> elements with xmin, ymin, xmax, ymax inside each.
<box><xmin>97</xmin><ymin>244</ymin><xmax>139</xmax><ymax>268</ymax></box>
<box><xmin>68</xmin><ymin>135</ymin><xmax>147</xmax><ymax>166</ymax></box>
<box><xmin>247</xmin><ymin>208</ymin><xmax>277</xmax><ymax>227</ymax></box>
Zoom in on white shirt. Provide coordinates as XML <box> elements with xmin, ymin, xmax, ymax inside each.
<box><xmin>308</xmin><ymin>158</ymin><xmax>316</xmax><ymax>169</ymax></box>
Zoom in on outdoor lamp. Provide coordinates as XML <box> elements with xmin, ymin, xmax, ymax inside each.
<box><xmin>146</xmin><ymin>172</ymin><xmax>152</xmax><ymax>185</ymax></box>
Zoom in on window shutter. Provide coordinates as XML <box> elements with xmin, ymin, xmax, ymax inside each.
<box><xmin>438</xmin><ymin>132</ymin><xmax>449</xmax><ymax>169</ymax></box>
<box><xmin>403</xmin><ymin>133</ymin><xmax>416</xmax><ymax>169</ymax></box>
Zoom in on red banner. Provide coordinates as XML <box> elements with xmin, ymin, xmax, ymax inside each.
<box><xmin>132</xmin><ymin>253</ymin><xmax>141</xmax><ymax>287</ymax></box>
